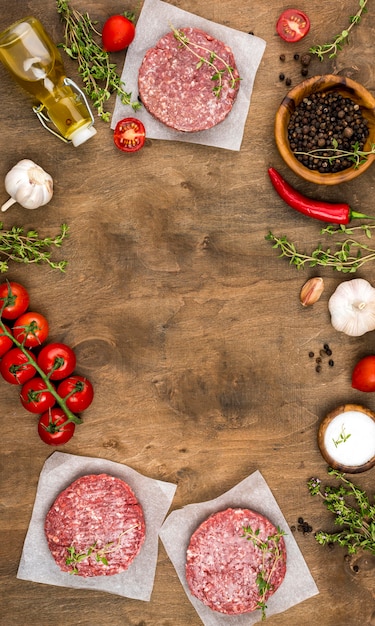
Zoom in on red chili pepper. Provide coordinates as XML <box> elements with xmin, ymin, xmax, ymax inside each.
<box><xmin>268</xmin><ymin>167</ymin><xmax>375</xmax><ymax>224</ymax></box>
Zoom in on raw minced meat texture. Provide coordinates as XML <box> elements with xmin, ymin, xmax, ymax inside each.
<box><xmin>185</xmin><ymin>507</ymin><xmax>287</xmax><ymax>615</ymax></box>
<box><xmin>138</xmin><ymin>27</ymin><xmax>240</xmax><ymax>132</ymax></box>
<box><xmin>45</xmin><ymin>474</ymin><xmax>146</xmax><ymax>577</ymax></box>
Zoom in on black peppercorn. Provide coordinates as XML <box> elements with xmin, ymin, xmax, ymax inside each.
<box><xmin>279</xmin><ymin>54</ymin><xmax>286</xmax><ymax>61</ymax></box>
<box><xmin>294</xmin><ymin>53</ymin><xmax>300</xmax><ymax>60</ymax></box>
<box><xmin>301</xmin><ymin>67</ymin><xmax>308</xmax><ymax>77</ymax></box>
<box><xmin>285</xmin><ymin>77</ymin><xmax>292</xmax><ymax>86</ymax></box>
<box><xmin>279</xmin><ymin>73</ymin><xmax>285</xmax><ymax>81</ymax></box>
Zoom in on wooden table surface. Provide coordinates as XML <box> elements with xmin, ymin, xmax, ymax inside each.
<box><xmin>1</xmin><ymin>2</ymin><xmax>374</xmax><ymax>625</ymax></box>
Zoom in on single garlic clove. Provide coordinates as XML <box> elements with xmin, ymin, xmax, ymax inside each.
<box><xmin>300</xmin><ymin>277</ymin><xmax>324</xmax><ymax>307</ymax></box>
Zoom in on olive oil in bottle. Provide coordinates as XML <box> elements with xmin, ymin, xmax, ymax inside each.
<box><xmin>0</xmin><ymin>16</ymin><xmax>96</xmax><ymax>146</ymax></box>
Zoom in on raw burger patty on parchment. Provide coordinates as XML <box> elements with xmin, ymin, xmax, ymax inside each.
<box><xmin>185</xmin><ymin>507</ymin><xmax>287</xmax><ymax>615</ymax></box>
<box><xmin>138</xmin><ymin>27</ymin><xmax>240</xmax><ymax>132</ymax></box>
<box><xmin>45</xmin><ymin>474</ymin><xmax>146</xmax><ymax>577</ymax></box>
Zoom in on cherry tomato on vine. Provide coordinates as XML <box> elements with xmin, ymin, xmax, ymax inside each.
<box><xmin>0</xmin><ymin>324</ymin><xmax>13</xmax><ymax>357</ymax></box>
<box><xmin>57</xmin><ymin>375</ymin><xmax>94</xmax><ymax>412</ymax></box>
<box><xmin>0</xmin><ymin>282</ymin><xmax>29</xmax><ymax>319</ymax></box>
<box><xmin>102</xmin><ymin>14</ymin><xmax>135</xmax><ymax>52</ymax></box>
<box><xmin>0</xmin><ymin>347</ymin><xmax>37</xmax><ymax>384</ymax></box>
<box><xmin>20</xmin><ymin>377</ymin><xmax>56</xmax><ymax>414</ymax></box>
<box><xmin>114</xmin><ymin>118</ymin><xmax>146</xmax><ymax>153</ymax></box>
<box><xmin>352</xmin><ymin>355</ymin><xmax>375</xmax><ymax>392</ymax></box>
<box><xmin>38</xmin><ymin>408</ymin><xmax>75</xmax><ymax>445</ymax></box>
<box><xmin>37</xmin><ymin>343</ymin><xmax>76</xmax><ymax>380</ymax></box>
<box><xmin>276</xmin><ymin>9</ymin><xmax>310</xmax><ymax>43</ymax></box>
<box><xmin>13</xmin><ymin>311</ymin><xmax>49</xmax><ymax>348</ymax></box>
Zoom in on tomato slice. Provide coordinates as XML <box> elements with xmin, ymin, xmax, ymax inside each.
<box><xmin>114</xmin><ymin>118</ymin><xmax>145</xmax><ymax>153</ymax></box>
<box><xmin>276</xmin><ymin>9</ymin><xmax>310</xmax><ymax>43</ymax></box>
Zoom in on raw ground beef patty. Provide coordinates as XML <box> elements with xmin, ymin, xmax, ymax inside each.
<box><xmin>45</xmin><ymin>474</ymin><xmax>146</xmax><ymax>577</ymax></box>
<box><xmin>185</xmin><ymin>507</ymin><xmax>287</xmax><ymax>615</ymax></box>
<box><xmin>138</xmin><ymin>27</ymin><xmax>240</xmax><ymax>132</ymax></box>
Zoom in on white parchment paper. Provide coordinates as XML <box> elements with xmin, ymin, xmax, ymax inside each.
<box><xmin>111</xmin><ymin>0</ymin><xmax>266</xmax><ymax>151</ymax></box>
<box><xmin>17</xmin><ymin>452</ymin><xmax>177</xmax><ymax>600</ymax></box>
<box><xmin>159</xmin><ymin>470</ymin><xmax>319</xmax><ymax>625</ymax></box>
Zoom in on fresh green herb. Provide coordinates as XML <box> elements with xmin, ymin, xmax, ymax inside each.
<box><xmin>242</xmin><ymin>525</ymin><xmax>286</xmax><ymax>620</ymax></box>
<box><xmin>170</xmin><ymin>25</ymin><xmax>241</xmax><ymax>97</ymax></box>
<box><xmin>56</xmin><ymin>0</ymin><xmax>140</xmax><ymax>121</ymax></box>
<box><xmin>66</xmin><ymin>526</ymin><xmax>139</xmax><ymax>574</ymax></box>
<box><xmin>332</xmin><ymin>424</ymin><xmax>351</xmax><ymax>447</ymax></box>
<box><xmin>294</xmin><ymin>141</ymin><xmax>375</xmax><ymax>170</ymax></box>
<box><xmin>310</xmin><ymin>0</ymin><xmax>368</xmax><ymax>60</ymax></box>
<box><xmin>0</xmin><ymin>223</ymin><xmax>68</xmax><ymax>273</ymax></box>
<box><xmin>266</xmin><ymin>229</ymin><xmax>375</xmax><ymax>273</ymax></box>
<box><xmin>308</xmin><ymin>468</ymin><xmax>375</xmax><ymax>555</ymax></box>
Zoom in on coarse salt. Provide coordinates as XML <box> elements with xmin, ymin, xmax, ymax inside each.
<box><xmin>324</xmin><ymin>410</ymin><xmax>375</xmax><ymax>467</ymax></box>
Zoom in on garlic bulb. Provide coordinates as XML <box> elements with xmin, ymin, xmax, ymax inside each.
<box><xmin>1</xmin><ymin>159</ymin><xmax>53</xmax><ymax>211</ymax></box>
<box><xmin>328</xmin><ymin>278</ymin><xmax>375</xmax><ymax>336</ymax></box>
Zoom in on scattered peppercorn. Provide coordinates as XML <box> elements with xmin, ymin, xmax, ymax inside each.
<box><xmin>297</xmin><ymin>517</ymin><xmax>313</xmax><ymax>534</ymax></box>
<box><xmin>353</xmin><ymin>564</ymin><xmax>359</xmax><ymax>573</ymax></box>
<box><xmin>329</xmin><ymin>359</ymin><xmax>334</xmax><ymax>367</ymax></box>
<box><xmin>285</xmin><ymin>77</ymin><xmax>292</xmax><ymax>86</ymax></box>
<box><xmin>279</xmin><ymin>73</ymin><xmax>285</xmax><ymax>81</ymax></box>
<box><xmin>279</xmin><ymin>53</ymin><xmax>286</xmax><ymax>61</ymax></box>
<box><xmin>301</xmin><ymin>67</ymin><xmax>308</xmax><ymax>77</ymax></box>
<box><xmin>294</xmin><ymin>53</ymin><xmax>300</xmax><ymax>60</ymax></box>
<box><xmin>316</xmin><ymin>365</ymin><xmax>322</xmax><ymax>373</ymax></box>
<box><xmin>301</xmin><ymin>53</ymin><xmax>311</xmax><ymax>67</ymax></box>
<box><xmin>309</xmin><ymin>351</ymin><xmax>314</xmax><ymax>358</ymax></box>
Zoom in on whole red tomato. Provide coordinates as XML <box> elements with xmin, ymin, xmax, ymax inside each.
<box><xmin>0</xmin><ymin>324</ymin><xmax>13</xmax><ymax>357</ymax></box>
<box><xmin>102</xmin><ymin>14</ymin><xmax>135</xmax><ymax>52</ymax></box>
<box><xmin>57</xmin><ymin>375</ymin><xmax>94</xmax><ymax>412</ymax></box>
<box><xmin>352</xmin><ymin>355</ymin><xmax>375</xmax><ymax>392</ymax></box>
<box><xmin>13</xmin><ymin>311</ymin><xmax>49</xmax><ymax>348</ymax></box>
<box><xmin>37</xmin><ymin>343</ymin><xmax>76</xmax><ymax>380</ymax></box>
<box><xmin>20</xmin><ymin>377</ymin><xmax>56</xmax><ymax>414</ymax></box>
<box><xmin>0</xmin><ymin>282</ymin><xmax>29</xmax><ymax>319</ymax></box>
<box><xmin>38</xmin><ymin>408</ymin><xmax>75</xmax><ymax>445</ymax></box>
<box><xmin>0</xmin><ymin>347</ymin><xmax>37</xmax><ymax>384</ymax></box>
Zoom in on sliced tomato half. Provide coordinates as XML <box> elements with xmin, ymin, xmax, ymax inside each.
<box><xmin>114</xmin><ymin>117</ymin><xmax>146</xmax><ymax>153</ymax></box>
<box><xmin>276</xmin><ymin>9</ymin><xmax>310</xmax><ymax>43</ymax></box>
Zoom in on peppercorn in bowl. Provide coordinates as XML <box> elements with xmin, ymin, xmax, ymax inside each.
<box><xmin>274</xmin><ymin>74</ymin><xmax>375</xmax><ymax>185</ymax></box>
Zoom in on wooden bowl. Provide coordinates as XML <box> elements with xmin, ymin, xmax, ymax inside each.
<box><xmin>317</xmin><ymin>404</ymin><xmax>375</xmax><ymax>473</ymax></box>
<box><xmin>275</xmin><ymin>75</ymin><xmax>375</xmax><ymax>185</ymax></box>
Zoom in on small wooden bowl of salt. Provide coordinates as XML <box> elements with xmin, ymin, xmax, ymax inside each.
<box><xmin>318</xmin><ymin>404</ymin><xmax>375</xmax><ymax>473</ymax></box>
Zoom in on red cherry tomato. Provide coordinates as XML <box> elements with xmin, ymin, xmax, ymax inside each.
<box><xmin>38</xmin><ymin>408</ymin><xmax>75</xmax><ymax>445</ymax></box>
<box><xmin>20</xmin><ymin>377</ymin><xmax>56</xmax><ymax>414</ymax></box>
<box><xmin>276</xmin><ymin>9</ymin><xmax>310</xmax><ymax>43</ymax></box>
<box><xmin>0</xmin><ymin>324</ymin><xmax>13</xmax><ymax>357</ymax></box>
<box><xmin>0</xmin><ymin>282</ymin><xmax>29</xmax><ymax>319</ymax></box>
<box><xmin>0</xmin><ymin>347</ymin><xmax>37</xmax><ymax>384</ymax></box>
<box><xmin>102</xmin><ymin>14</ymin><xmax>135</xmax><ymax>52</ymax></box>
<box><xmin>352</xmin><ymin>355</ymin><xmax>375</xmax><ymax>392</ymax></box>
<box><xmin>37</xmin><ymin>342</ymin><xmax>76</xmax><ymax>380</ymax></box>
<box><xmin>13</xmin><ymin>311</ymin><xmax>49</xmax><ymax>348</ymax></box>
<box><xmin>57</xmin><ymin>375</ymin><xmax>94</xmax><ymax>412</ymax></box>
<box><xmin>114</xmin><ymin>118</ymin><xmax>146</xmax><ymax>153</ymax></box>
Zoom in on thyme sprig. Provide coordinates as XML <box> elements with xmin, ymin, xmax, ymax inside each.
<box><xmin>0</xmin><ymin>223</ymin><xmax>68</xmax><ymax>273</ymax></box>
<box><xmin>332</xmin><ymin>424</ymin><xmax>351</xmax><ymax>448</ymax></box>
<box><xmin>266</xmin><ymin>228</ymin><xmax>375</xmax><ymax>273</ymax></box>
<box><xmin>170</xmin><ymin>25</ymin><xmax>240</xmax><ymax>97</ymax></box>
<box><xmin>294</xmin><ymin>141</ymin><xmax>375</xmax><ymax>170</ymax></box>
<box><xmin>308</xmin><ymin>468</ymin><xmax>375</xmax><ymax>555</ymax></box>
<box><xmin>66</xmin><ymin>525</ymin><xmax>139</xmax><ymax>574</ymax></box>
<box><xmin>242</xmin><ymin>525</ymin><xmax>286</xmax><ymax>620</ymax></box>
<box><xmin>309</xmin><ymin>0</ymin><xmax>368</xmax><ymax>60</ymax></box>
<box><xmin>56</xmin><ymin>0</ymin><xmax>140</xmax><ymax>121</ymax></box>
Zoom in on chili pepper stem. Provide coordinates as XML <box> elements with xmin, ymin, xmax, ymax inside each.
<box><xmin>351</xmin><ymin>210</ymin><xmax>375</xmax><ymax>221</ymax></box>
<box><xmin>0</xmin><ymin>298</ymin><xmax>82</xmax><ymax>425</ymax></box>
